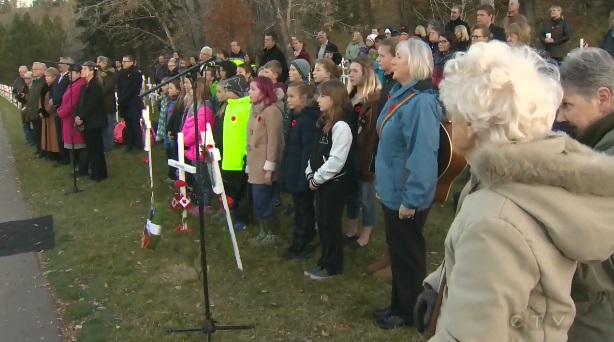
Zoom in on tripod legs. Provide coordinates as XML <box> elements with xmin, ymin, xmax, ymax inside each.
<box><xmin>166</xmin><ymin>319</ymin><xmax>255</xmax><ymax>341</ymax></box>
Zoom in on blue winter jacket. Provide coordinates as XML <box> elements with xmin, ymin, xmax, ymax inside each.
<box><xmin>375</xmin><ymin>80</ymin><xmax>443</xmax><ymax>211</ymax></box>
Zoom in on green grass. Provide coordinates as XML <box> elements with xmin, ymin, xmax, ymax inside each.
<box><xmin>0</xmin><ymin>97</ymin><xmax>459</xmax><ymax>342</ymax></box>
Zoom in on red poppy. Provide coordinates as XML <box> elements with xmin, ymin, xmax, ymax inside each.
<box><xmin>206</xmin><ymin>144</ymin><xmax>214</xmax><ymax>149</ymax></box>
<box><xmin>291</xmin><ymin>119</ymin><xmax>297</xmax><ymax>127</ymax></box>
<box><xmin>231</xmin><ymin>116</ymin><xmax>236</xmax><ymax>121</ymax></box>
<box><xmin>355</xmin><ymin>106</ymin><xmax>362</xmax><ymax>114</ymax></box>
<box><xmin>173</xmin><ymin>179</ymin><xmax>188</xmax><ymax>188</ymax></box>
<box><xmin>388</xmin><ymin>94</ymin><xmax>392</xmax><ymax>100</ymax></box>
<box><xmin>257</xmin><ymin>116</ymin><xmax>263</xmax><ymax>123</ymax></box>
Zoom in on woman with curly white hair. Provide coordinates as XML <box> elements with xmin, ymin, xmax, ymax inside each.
<box><xmin>413</xmin><ymin>41</ymin><xmax>614</xmax><ymax>341</ymax></box>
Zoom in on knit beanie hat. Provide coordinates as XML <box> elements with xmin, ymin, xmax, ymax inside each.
<box><xmin>224</xmin><ymin>75</ymin><xmax>248</xmax><ymax>98</ymax></box>
<box><xmin>291</xmin><ymin>59</ymin><xmax>311</xmax><ymax>82</ymax></box>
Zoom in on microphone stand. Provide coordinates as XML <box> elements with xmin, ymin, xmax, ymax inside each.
<box><xmin>139</xmin><ymin>62</ymin><xmax>255</xmax><ymax>341</ymax></box>
<box><xmin>42</xmin><ymin>60</ymin><xmax>83</xmax><ymax>194</ymax></box>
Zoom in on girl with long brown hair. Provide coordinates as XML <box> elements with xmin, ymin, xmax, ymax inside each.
<box><xmin>181</xmin><ymin>78</ymin><xmax>214</xmax><ymax>212</ymax></box>
<box><xmin>344</xmin><ymin>56</ymin><xmax>381</xmax><ymax>250</ymax></box>
<box><xmin>305</xmin><ymin>80</ymin><xmax>357</xmax><ymax>280</ymax></box>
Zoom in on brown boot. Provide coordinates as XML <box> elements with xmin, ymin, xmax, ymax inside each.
<box><xmin>373</xmin><ymin>265</ymin><xmax>392</xmax><ymax>280</ymax></box>
<box><xmin>366</xmin><ymin>244</ymin><xmax>390</xmax><ymax>274</ymax></box>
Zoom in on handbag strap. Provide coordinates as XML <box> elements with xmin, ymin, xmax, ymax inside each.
<box><xmin>377</xmin><ymin>92</ymin><xmax>417</xmax><ymax>137</ymax></box>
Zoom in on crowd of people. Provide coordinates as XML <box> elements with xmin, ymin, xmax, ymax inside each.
<box><xmin>8</xmin><ymin>2</ymin><xmax>614</xmax><ymax>340</ymax></box>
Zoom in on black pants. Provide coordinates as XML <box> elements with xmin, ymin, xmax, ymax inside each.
<box><xmin>222</xmin><ymin>170</ymin><xmax>251</xmax><ymax>224</ymax></box>
<box><xmin>123</xmin><ymin>117</ymin><xmax>142</xmax><ymax>150</ymax></box>
<box><xmin>31</xmin><ymin>119</ymin><xmax>42</xmax><ymax>153</ymax></box>
<box><xmin>382</xmin><ymin>204</ymin><xmax>430</xmax><ymax>319</ymax></box>
<box><xmin>83</xmin><ymin>128</ymin><xmax>107</xmax><ymax>181</ymax></box>
<box><xmin>54</xmin><ymin>114</ymin><xmax>69</xmax><ymax>163</ymax></box>
<box><xmin>292</xmin><ymin>192</ymin><xmax>315</xmax><ymax>247</ymax></box>
<box><xmin>315</xmin><ymin>175</ymin><xmax>349</xmax><ymax>275</ymax></box>
<box><xmin>71</xmin><ymin>148</ymin><xmax>89</xmax><ymax>176</ymax></box>
<box><xmin>166</xmin><ymin>144</ymin><xmax>178</xmax><ymax>180</ymax></box>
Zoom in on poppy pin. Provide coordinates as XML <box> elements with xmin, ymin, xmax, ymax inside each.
<box><xmin>206</xmin><ymin>144</ymin><xmax>214</xmax><ymax>149</ymax></box>
<box><xmin>291</xmin><ymin>119</ymin><xmax>297</xmax><ymax>127</ymax></box>
<box><xmin>231</xmin><ymin>116</ymin><xmax>236</xmax><ymax>122</ymax></box>
<box><xmin>388</xmin><ymin>94</ymin><xmax>392</xmax><ymax>100</ymax></box>
<box><xmin>257</xmin><ymin>116</ymin><xmax>263</xmax><ymax>123</ymax></box>
<box><xmin>355</xmin><ymin>106</ymin><xmax>362</xmax><ymax>114</ymax></box>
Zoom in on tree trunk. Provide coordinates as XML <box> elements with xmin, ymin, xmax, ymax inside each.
<box><xmin>522</xmin><ymin>0</ymin><xmax>536</xmax><ymax>30</ymax></box>
<box><xmin>268</xmin><ymin>0</ymin><xmax>293</xmax><ymax>60</ymax></box>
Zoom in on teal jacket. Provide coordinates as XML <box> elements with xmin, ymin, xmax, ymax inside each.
<box><xmin>374</xmin><ymin>80</ymin><xmax>443</xmax><ymax>211</ymax></box>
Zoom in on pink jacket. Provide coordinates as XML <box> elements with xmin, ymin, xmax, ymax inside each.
<box><xmin>182</xmin><ymin>105</ymin><xmax>214</xmax><ymax>162</ymax></box>
<box><xmin>57</xmin><ymin>78</ymin><xmax>87</xmax><ymax>146</ymax></box>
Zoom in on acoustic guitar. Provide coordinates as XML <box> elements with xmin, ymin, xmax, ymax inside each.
<box><xmin>434</xmin><ymin>121</ymin><xmax>468</xmax><ymax>204</ymax></box>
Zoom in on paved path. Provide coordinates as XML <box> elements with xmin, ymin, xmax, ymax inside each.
<box><xmin>0</xmin><ymin>107</ymin><xmax>63</xmax><ymax>341</ymax></box>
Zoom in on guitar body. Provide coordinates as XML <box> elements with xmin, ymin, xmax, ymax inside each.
<box><xmin>435</xmin><ymin>121</ymin><xmax>468</xmax><ymax>204</ymax></box>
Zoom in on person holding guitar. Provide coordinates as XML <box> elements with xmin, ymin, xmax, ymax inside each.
<box><xmin>372</xmin><ymin>38</ymin><xmax>443</xmax><ymax>330</ymax></box>
<box><xmin>414</xmin><ymin>42</ymin><xmax>614</xmax><ymax>341</ymax></box>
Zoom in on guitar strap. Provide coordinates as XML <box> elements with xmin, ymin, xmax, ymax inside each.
<box><xmin>377</xmin><ymin>92</ymin><xmax>417</xmax><ymax>137</ymax></box>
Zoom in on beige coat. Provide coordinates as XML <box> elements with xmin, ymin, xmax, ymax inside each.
<box><xmin>246</xmin><ymin>88</ymin><xmax>285</xmax><ymax>184</ymax></box>
<box><xmin>425</xmin><ymin>134</ymin><xmax>614</xmax><ymax>342</ymax></box>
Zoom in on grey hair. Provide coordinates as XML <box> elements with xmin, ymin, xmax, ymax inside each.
<box><xmin>560</xmin><ymin>48</ymin><xmax>614</xmax><ymax>103</ymax></box>
<box><xmin>18</xmin><ymin>65</ymin><xmax>28</xmax><ymax>71</ymax></box>
<box><xmin>395</xmin><ymin>39</ymin><xmax>434</xmax><ymax>81</ymax></box>
<box><xmin>60</xmin><ymin>57</ymin><xmax>74</xmax><ymax>64</ymax></box>
<box><xmin>33</xmin><ymin>62</ymin><xmax>46</xmax><ymax>69</ymax></box>
<box><xmin>97</xmin><ymin>56</ymin><xmax>109</xmax><ymax>64</ymax></box>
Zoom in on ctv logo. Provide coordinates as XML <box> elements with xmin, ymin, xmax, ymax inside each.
<box><xmin>509</xmin><ymin>314</ymin><xmax>568</xmax><ymax>329</ymax></box>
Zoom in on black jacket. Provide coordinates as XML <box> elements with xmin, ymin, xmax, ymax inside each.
<box><xmin>539</xmin><ymin>18</ymin><xmax>572</xmax><ymax>59</ymax></box>
<box><xmin>77</xmin><ymin>79</ymin><xmax>108</xmax><ymax>130</ymax></box>
<box><xmin>600</xmin><ymin>30</ymin><xmax>614</xmax><ymax>57</ymax></box>
<box><xmin>213</xmin><ymin>102</ymin><xmax>226</xmax><ymax>156</ymax></box>
<box><xmin>317</xmin><ymin>42</ymin><xmax>342</xmax><ymax>65</ymax></box>
<box><xmin>51</xmin><ymin>73</ymin><xmax>70</xmax><ymax>110</ymax></box>
<box><xmin>445</xmin><ymin>18</ymin><xmax>470</xmax><ymax>34</ymax></box>
<box><xmin>12</xmin><ymin>77</ymin><xmax>26</xmax><ymax>98</ymax></box>
<box><xmin>260</xmin><ymin>44</ymin><xmax>289</xmax><ymax>82</ymax></box>
<box><xmin>101</xmin><ymin>68</ymin><xmax>117</xmax><ymax>114</ymax></box>
<box><xmin>281</xmin><ymin>104</ymin><xmax>320</xmax><ymax>194</ymax></box>
<box><xmin>166</xmin><ymin>96</ymin><xmax>185</xmax><ymax>137</ymax></box>
<box><xmin>489</xmin><ymin>23</ymin><xmax>507</xmax><ymax>42</ymax></box>
<box><xmin>378</xmin><ymin>73</ymin><xmax>397</xmax><ymax>117</ymax></box>
<box><xmin>116</xmin><ymin>66</ymin><xmax>143</xmax><ymax>119</ymax></box>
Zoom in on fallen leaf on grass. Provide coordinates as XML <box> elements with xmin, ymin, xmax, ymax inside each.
<box><xmin>320</xmin><ymin>294</ymin><xmax>329</xmax><ymax>303</ymax></box>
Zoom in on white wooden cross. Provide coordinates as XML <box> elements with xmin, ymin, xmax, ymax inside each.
<box><xmin>201</xmin><ymin>125</ymin><xmax>244</xmax><ymax>270</ymax></box>
<box><xmin>114</xmin><ymin>91</ymin><xmax>119</xmax><ymax>122</ymax></box>
<box><xmin>143</xmin><ymin>106</ymin><xmax>154</xmax><ymax>206</ymax></box>
<box><xmin>168</xmin><ymin>132</ymin><xmax>196</xmax><ymax>232</ymax></box>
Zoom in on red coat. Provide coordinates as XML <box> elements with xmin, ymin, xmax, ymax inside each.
<box><xmin>57</xmin><ymin>78</ymin><xmax>87</xmax><ymax>146</ymax></box>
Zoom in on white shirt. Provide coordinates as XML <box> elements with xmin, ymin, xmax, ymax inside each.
<box><xmin>305</xmin><ymin>121</ymin><xmax>352</xmax><ymax>185</ymax></box>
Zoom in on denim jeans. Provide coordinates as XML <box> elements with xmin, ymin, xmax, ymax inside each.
<box><xmin>102</xmin><ymin>114</ymin><xmax>117</xmax><ymax>151</ymax></box>
<box><xmin>345</xmin><ymin>180</ymin><xmax>377</xmax><ymax>227</ymax></box>
<box><xmin>251</xmin><ymin>182</ymin><xmax>278</xmax><ymax>220</ymax></box>
<box><xmin>22</xmin><ymin>122</ymin><xmax>33</xmax><ymax>145</ymax></box>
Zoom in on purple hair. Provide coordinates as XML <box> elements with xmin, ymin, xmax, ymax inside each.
<box><xmin>250</xmin><ymin>76</ymin><xmax>278</xmax><ymax>106</ymax></box>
